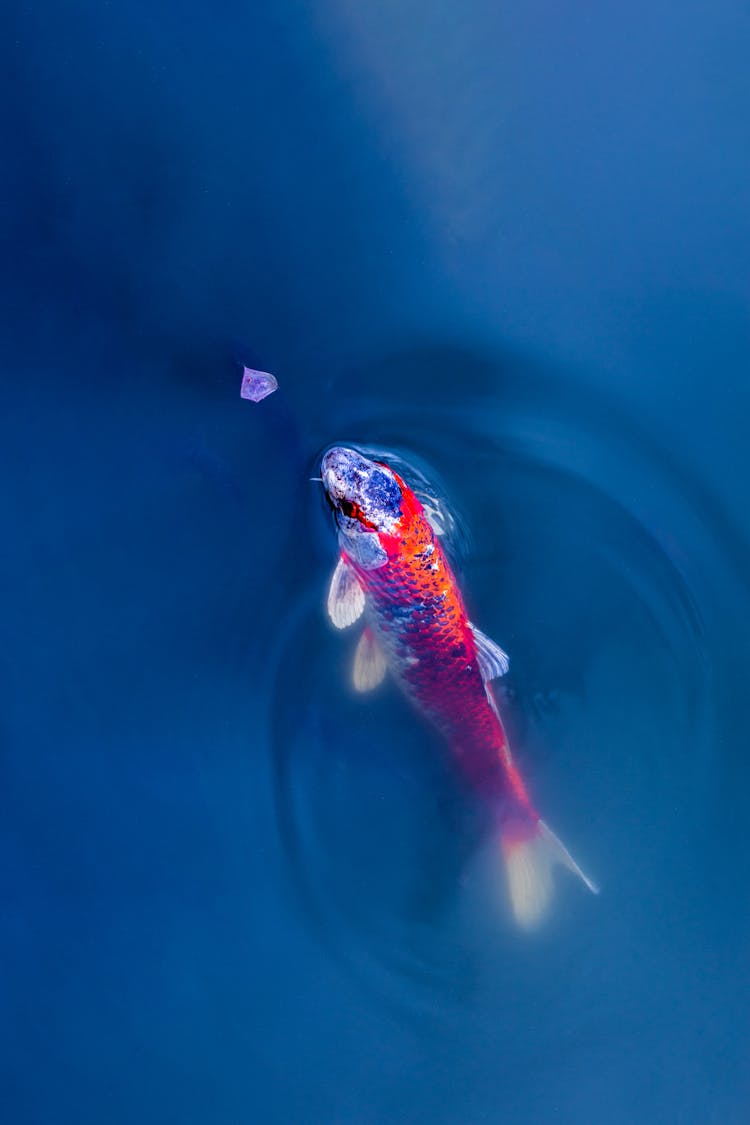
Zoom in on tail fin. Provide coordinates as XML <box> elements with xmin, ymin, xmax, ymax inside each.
<box><xmin>500</xmin><ymin>817</ymin><xmax>598</xmax><ymax>929</ymax></box>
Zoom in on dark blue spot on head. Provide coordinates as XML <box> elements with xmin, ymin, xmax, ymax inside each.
<box><xmin>365</xmin><ymin>469</ymin><xmax>402</xmax><ymax>519</ymax></box>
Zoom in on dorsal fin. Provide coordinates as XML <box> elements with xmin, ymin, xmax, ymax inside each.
<box><xmin>327</xmin><ymin>557</ymin><xmax>365</xmax><ymax>629</ymax></box>
<box><xmin>469</xmin><ymin>622</ymin><xmax>510</xmax><ymax>680</ymax></box>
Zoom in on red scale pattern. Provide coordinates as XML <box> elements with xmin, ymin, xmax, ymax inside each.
<box><xmin>345</xmin><ymin>479</ymin><xmax>536</xmax><ymax>817</ymax></box>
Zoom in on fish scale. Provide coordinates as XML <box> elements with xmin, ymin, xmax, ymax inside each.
<box><xmin>347</xmin><ymin>497</ymin><xmax>531</xmax><ymax>808</ymax></box>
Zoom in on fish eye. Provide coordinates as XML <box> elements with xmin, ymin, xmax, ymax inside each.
<box><xmin>339</xmin><ymin>497</ymin><xmax>369</xmax><ymax>523</ymax></box>
<box><xmin>337</xmin><ymin>495</ymin><xmax>380</xmax><ymax>530</ymax></box>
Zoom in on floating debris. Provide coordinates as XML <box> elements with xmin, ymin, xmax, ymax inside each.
<box><xmin>240</xmin><ymin>366</ymin><xmax>278</xmax><ymax>402</ymax></box>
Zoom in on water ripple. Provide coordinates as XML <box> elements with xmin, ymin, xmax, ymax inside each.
<box><xmin>266</xmin><ymin>349</ymin><xmax>747</xmax><ymax>1015</ymax></box>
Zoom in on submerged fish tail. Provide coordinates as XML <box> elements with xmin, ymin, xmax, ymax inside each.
<box><xmin>499</xmin><ymin>801</ymin><xmax>599</xmax><ymax>928</ymax></box>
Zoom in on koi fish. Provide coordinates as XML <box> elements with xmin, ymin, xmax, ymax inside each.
<box><xmin>321</xmin><ymin>445</ymin><xmax>598</xmax><ymax>928</ymax></box>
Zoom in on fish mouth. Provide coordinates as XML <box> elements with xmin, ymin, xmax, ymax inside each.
<box><xmin>320</xmin><ymin>445</ymin><xmax>386</xmax><ymax>532</ymax></box>
<box><xmin>321</xmin><ymin>446</ymin><xmax>365</xmax><ymax>506</ymax></box>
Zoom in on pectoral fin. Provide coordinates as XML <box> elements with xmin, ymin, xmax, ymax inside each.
<box><xmin>469</xmin><ymin>623</ymin><xmax>510</xmax><ymax>680</ymax></box>
<box><xmin>352</xmin><ymin>628</ymin><xmax>387</xmax><ymax>692</ymax></box>
<box><xmin>327</xmin><ymin>557</ymin><xmax>365</xmax><ymax>629</ymax></box>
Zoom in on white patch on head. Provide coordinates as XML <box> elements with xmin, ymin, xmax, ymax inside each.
<box><xmin>323</xmin><ymin>467</ymin><xmax>343</xmax><ymax>500</ymax></box>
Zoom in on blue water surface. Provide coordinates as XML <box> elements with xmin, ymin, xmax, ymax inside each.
<box><xmin>2</xmin><ymin>2</ymin><xmax>750</xmax><ymax>1123</ymax></box>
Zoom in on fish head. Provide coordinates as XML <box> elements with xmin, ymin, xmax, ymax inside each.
<box><xmin>321</xmin><ymin>446</ymin><xmax>407</xmax><ymax>569</ymax></box>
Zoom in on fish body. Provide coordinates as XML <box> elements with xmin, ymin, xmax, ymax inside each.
<box><xmin>321</xmin><ymin>446</ymin><xmax>597</xmax><ymax>927</ymax></box>
<box><xmin>349</xmin><ymin>492</ymin><xmax>523</xmax><ymax>802</ymax></box>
